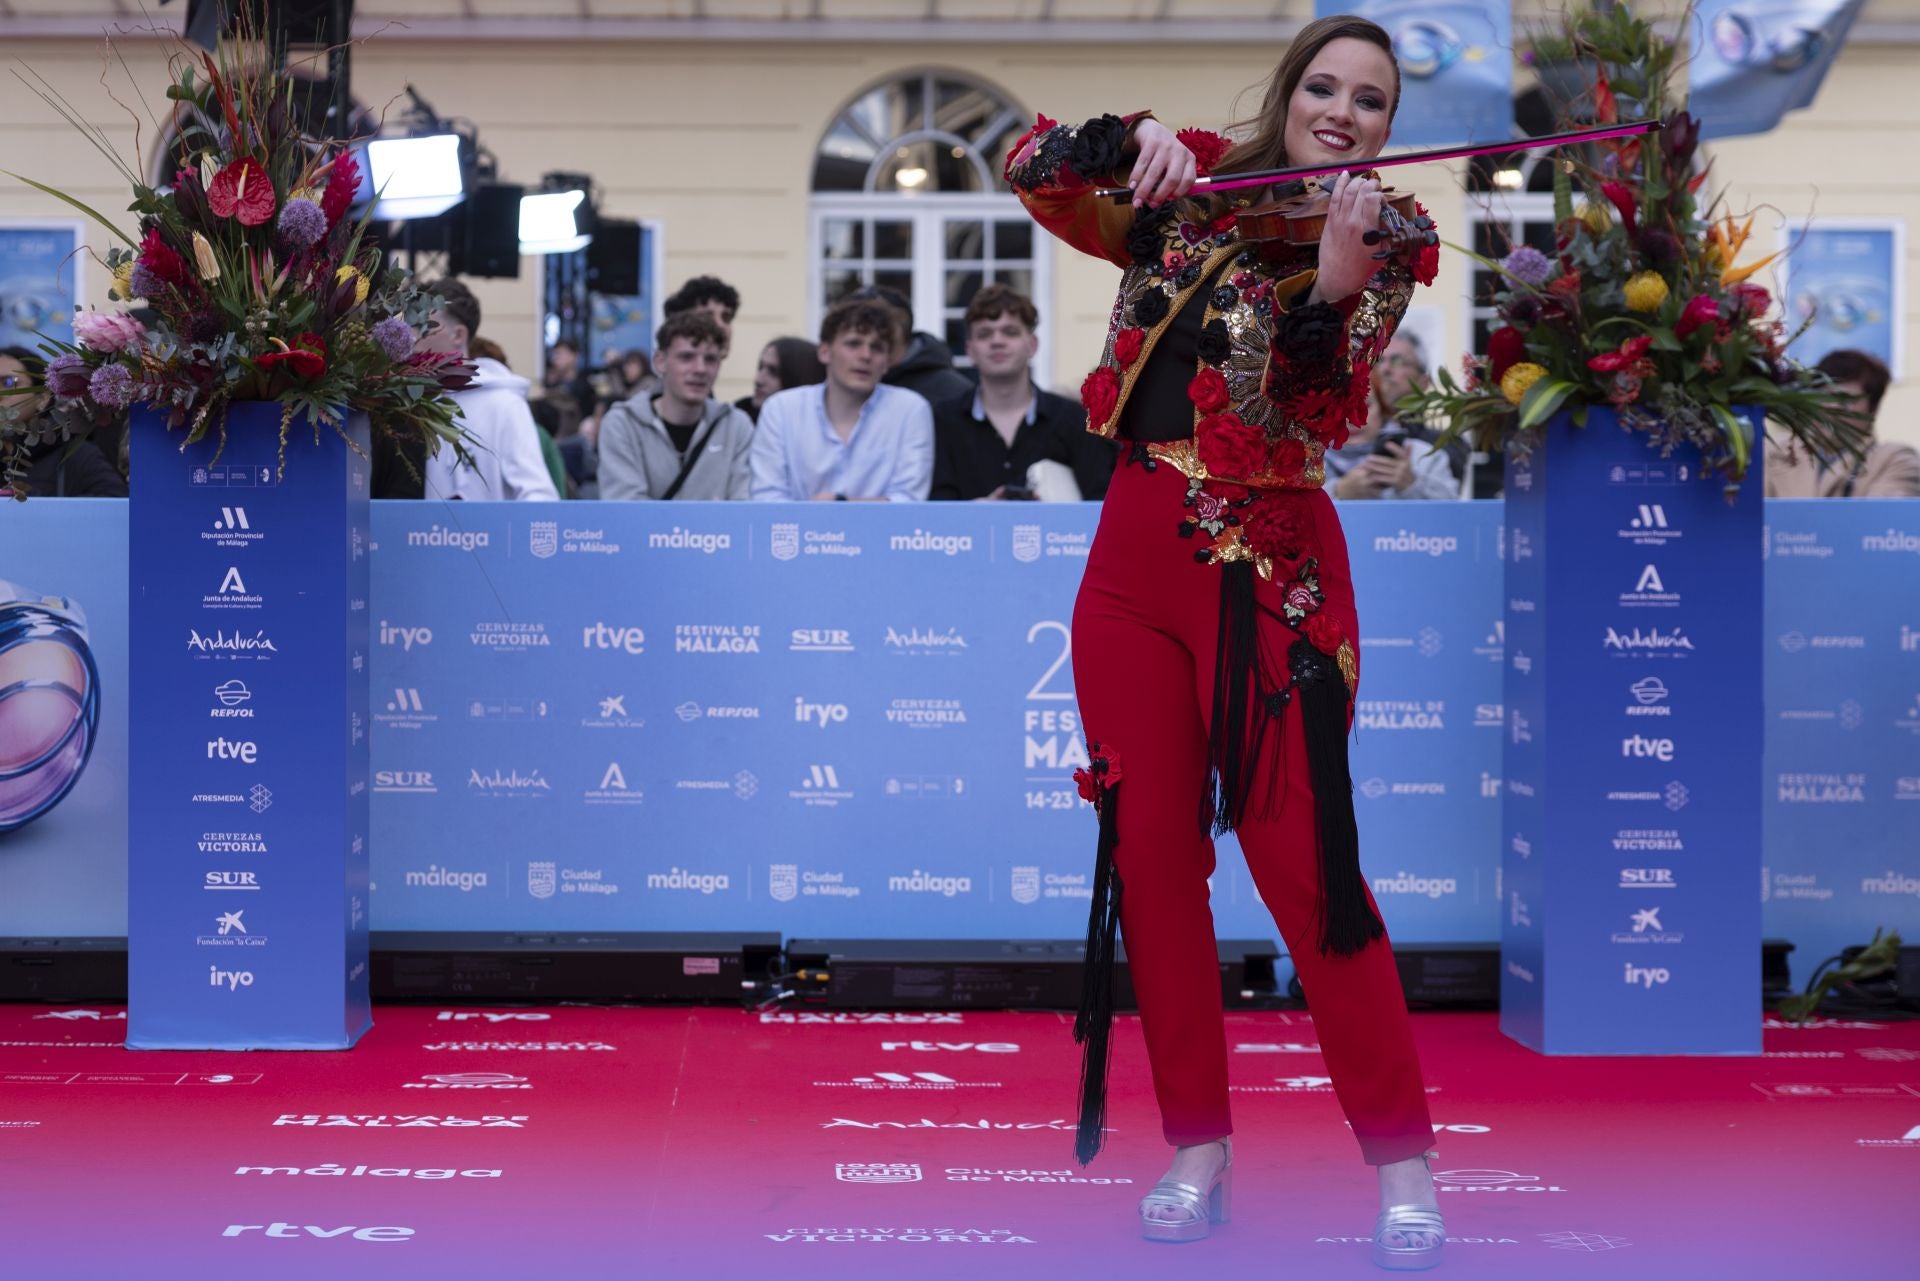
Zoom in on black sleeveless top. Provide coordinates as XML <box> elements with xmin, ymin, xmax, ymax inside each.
<box><xmin>1116</xmin><ymin>254</ymin><xmax>1239</xmax><ymax>444</ymax></box>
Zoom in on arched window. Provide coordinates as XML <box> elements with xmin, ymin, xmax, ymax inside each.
<box><xmin>810</xmin><ymin>71</ymin><xmax>1052</xmax><ymax>375</ymax></box>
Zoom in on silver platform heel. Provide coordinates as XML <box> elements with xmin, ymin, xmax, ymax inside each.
<box><xmin>1371</xmin><ymin>1153</ymin><xmax>1444</xmax><ymax>1270</ymax></box>
<box><xmin>1138</xmin><ymin>1137</ymin><xmax>1232</xmax><ymax>1244</ymax></box>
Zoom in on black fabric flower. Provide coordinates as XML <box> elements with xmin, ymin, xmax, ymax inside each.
<box><xmin>1132</xmin><ymin>288</ymin><xmax>1170</xmax><ymax>327</ymax></box>
<box><xmin>1197</xmin><ymin>318</ymin><xmax>1232</xmax><ymax>365</ymax></box>
<box><xmin>1210</xmin><ymin>285</ymin><xmax>1239</xmax><ymax>311</ymax></box>
<box><xmin>1068</xmin><ymin>114</ymin><xmax>1130</xmax><ymax>184</ymax></box>
<box><xmin>1127</xmin><ymin>206</ymin><xmax>1172</xmax><ymax>265</ymax></box>
<box><xmin>1288</xmin><ymin>636</ymin><xmax>1339</xmax><ymax>687</ymax></box>
<box><xmin>1177</xmin><ymin>263</ymin><xmax>1203</xmax><ymax>289</ymax></box>
<box><xmin>1273</xmin><ymin>300</ymin><xmax>1344</xmax><ymax>376</ymax></box>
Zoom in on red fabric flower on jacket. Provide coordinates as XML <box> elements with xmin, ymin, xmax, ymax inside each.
<box><xmin>1004</xmin><ymin>112</ymin><xmax>1061</xmax><ymax>183</ymax></box>
<box><xmin>1176</xmin><ymin>128</ymin><xmax>1233</xmax><ymax>176</ymax></box>
<box><xmin>321</xmin><ymin>148</ymin><xmax>361</xmax><ymax>228</ymax></box>
<box><xmin>1196</xmin><ymin>412</ymin><xmax>1265</xmax><ymax>479</ymax></box>
<box><xmin>257</xmin><ymin>332</ymin><xmax>328</xmax><ymax>380</ymax></box>
<box><xmin>1072</xmin><ymin>741</ymin><xmax>1123</xmax><ymax>803</ymax></box>
<box><xmin>208</xmin><ymin>158</ymin><xmax>276</xmax><ymax>227</ymax></box>
<box><xmin>1081</xmin><ymin>365</ymin><xmax>1121</xmax><ymax>429</ymax></box>
<box><xmin>1305</xmin><ymin>612</ymin><xmax>1344</xmax><ymax>656</ymax></box>
<box><xmin>1588</xmin><ymin>334</ymin><xmax>1653</xmax><ymax>373</ymax></box>
<box><xmin>1411</xmin><ymin>203</ymin><xmax>1440</xmax><ymax>287</ymax></box>
<box><xmin>1487</xmin><ymin>325</ymin><xmax>1528</xmax><ymax>382</ymax></box>
<box><xmin>1113</xmin><ymin>327</ymin><xmax>1145</xmax><ymax>369</ymax></box>
<box><xmin>1243</xmin><ymin>495</ymin><xmax>1307</xmax><ymax>561</ymax></box>
<box><xmin>1675</xmin><ymin>295</ymin><xmax>1721</xmax><ymax>340</ymax></box>
<box><xmin>1187</xmin><ymin>367</ymin><xmax>1231</xmax><ymax>414</ymax></box>
<box><xmin>1270</xmin><ymin>436</ymin><xmax>1308</xmax><ymax>480</ymax></box>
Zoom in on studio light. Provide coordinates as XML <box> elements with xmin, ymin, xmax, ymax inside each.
<box><xmin>519</xmin><ymin>184</ymin><xmax>593</xmax><ymax>256</ymax></box>
<box><xmin>366</xmin><ymin>134</ymin><xmax>466</xmax><ymax>220</ymax></box>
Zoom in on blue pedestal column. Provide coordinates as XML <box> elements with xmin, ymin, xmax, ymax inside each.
<box><xmin>1500</xmin><ymin>407</ymin><xmax>1762</xmax><ymax>1054</ymax></box>
<box><xmin>126</xmin><ymin>402</ymin><xmax>372</xmax><ymax>1049</ymax></box>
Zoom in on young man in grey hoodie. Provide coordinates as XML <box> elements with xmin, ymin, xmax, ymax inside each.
<box><xmin>597</xmin><ymin>312</ymin><xmax>754</xmax><ymax>501</ymax></box>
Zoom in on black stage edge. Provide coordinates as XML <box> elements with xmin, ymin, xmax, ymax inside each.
<box><xmin>1</xmin><ymin>937</ymin><xmax>128</xmax><ymax>1003</ymax></box>
<box><xmin>369</xmin><ymin>932</ymin><xmax>783</xmax><ymax>1004</ymax></box>
<box><xmin>782</xmin><ymin>938</ymin><xmax>1283</xmax><ymax>1011</ymax></box>
<box><xmin>1393</xmin><ymin>943</ymin><xmax>1501</xmax><ymax>1009</ymax></box>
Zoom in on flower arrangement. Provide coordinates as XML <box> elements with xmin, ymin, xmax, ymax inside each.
<box><xmin>1401</xmin><ymin>2</ymin><xmax>1865</xmax><ymax>493</ymax></box>
<box><xmin>1</xmin><ymin>25</ymin><xmax>472</xmax><ymax>499</ymax></box>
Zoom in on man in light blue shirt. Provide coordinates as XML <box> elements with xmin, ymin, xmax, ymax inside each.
<box><xmin>750</xmin><ymin>296</ymin><xmax>933</xmax><ymax>501</ymax></box>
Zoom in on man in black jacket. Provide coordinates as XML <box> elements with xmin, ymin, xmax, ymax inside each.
<box><xmin>851</xmin><ymin>285</ymin><xmax>974</xmax><ymax>407</ymax></box>
<box><xmin>928</xmin><ymin>286</ymin><xmax>1115</xmax><ymax>502</ymax></box>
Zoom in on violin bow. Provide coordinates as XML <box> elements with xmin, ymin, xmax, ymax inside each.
<box><xmin>1096</xmin><ymin>118</ymin><xmax>1664</xmax><ymax>201</ymax></box>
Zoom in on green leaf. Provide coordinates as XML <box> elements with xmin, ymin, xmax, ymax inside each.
<box><xmin>1</xmin><ymin>172</ymin><xmax>137</xmax><ymax>246</ymax></box>
<box><xmin>1710</xmin><ymin>402</ymin><xmax>1751</xmax><ymax>472</ymax></box>
<box><xmin>1518</xmin><ymin>378</ymin><xmax>1578</xmax><ymax>432</ymax></box>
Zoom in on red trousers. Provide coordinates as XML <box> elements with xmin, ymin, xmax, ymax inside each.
<box><xmin>1071</xmin><ymin>455</ymin><xmax>1435</xmax><ymax>1165</ymax></box>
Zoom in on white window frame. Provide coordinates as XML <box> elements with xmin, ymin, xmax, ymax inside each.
<box><xmin>808</xmin><ymin>194</ymin><xmax>1055</xmax><ymax>389</ymax></box>
<box><xmin>1465</xmin><ymin>190</ymin><xmax>1558</xmax><ymax>350</ymax></box>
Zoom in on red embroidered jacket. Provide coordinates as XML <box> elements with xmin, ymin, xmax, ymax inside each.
<box><xmin>1006</xmin><ymin>111</ymin><xmax>1438</xmax><ymax>491</ymax></box>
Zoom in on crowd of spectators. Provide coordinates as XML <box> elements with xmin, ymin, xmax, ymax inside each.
<box><xmin>4</xmin><ymin>276</ymin><xmax>1914</xmax><ymax>502</ymax></box>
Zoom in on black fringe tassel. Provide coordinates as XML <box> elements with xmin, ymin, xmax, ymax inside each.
<box><xmin>1072</xmin><ymin>783</ymin><xmax>1123</xmax><ymax>1166</ymax></box>
<box><xmin>1203</xmin><ymin>559</ymin><xmax>1271</xmax><ymax>836</ymax></box>
<box><xmin>1289</xmin><ymin>637</ymin><xmax>1386</xmax><ymax>957</ymax></box>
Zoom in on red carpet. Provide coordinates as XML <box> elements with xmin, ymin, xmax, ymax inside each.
<box><xmin>2</xmin><ymin>1002</ymin><xmax>1914</xmax><ymax>1279</ymax></box>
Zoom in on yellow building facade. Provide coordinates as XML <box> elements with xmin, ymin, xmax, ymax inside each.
<box><xmin>4</xmin><ymin>1</ymin><xmax>1918</xmax><ymax>442</ymax></box>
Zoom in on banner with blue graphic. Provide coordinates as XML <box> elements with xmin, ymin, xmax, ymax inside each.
<box><xmin>1690</xmin><ymin>0</ymin><xmax>1864</xmax><ymax>139</ymax></box>
<box><xmin>0</xmin><ymin>221</ymin><xmax>81</xmax><ymax>351</ymax></box>
<box><xmin>3</xmin><ymin>500</ymin><xmax>1913</xmax><ymax>996</ymax></box>
<box><xmin>122</xmin><ymin>405</ymin><xmax>371</xmax><ymax>1050</ymax></box>
<box><xmin>1780</xmin><ymin>219</ymin><xmax>1904</xmax><ymax>378</ymax></box>
<box><xmin>1319</xmin><ymin>1</ymin><xmax>1511</xmax><ymax>146</ymax></box>
<box><xmin>1501</xmin><ymin>413</ymin><xmax>1764</xmax><ymax>1054</ymax></box>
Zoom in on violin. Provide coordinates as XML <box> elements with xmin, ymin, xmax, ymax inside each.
<box><xmin>1235</xmin><ymin>178</ymin><xmax>1437</xmax><ymax>266</ymax></box>
<box><xmin>1097</xmin><ymin>119</ymin><xmax>1660</xmax><ymax>264</ymax></box>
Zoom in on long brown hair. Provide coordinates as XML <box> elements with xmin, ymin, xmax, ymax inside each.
<box><xmin>1183</xmin><ymin>14</ymin><xmax>1400</xmax><ymax>222</ymax></box>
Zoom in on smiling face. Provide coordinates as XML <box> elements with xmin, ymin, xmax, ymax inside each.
<box><xmin>1282</xmin><ymin>37</ymin><xmax>1397</xmax><ymax>168</ymax></box>
<box><xmin>818</xmin><ymin>326</ymin><xmax>895</xmax><ymax>398</ymax></box>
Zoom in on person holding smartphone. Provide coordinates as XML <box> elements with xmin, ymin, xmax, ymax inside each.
<box><xmin>1326</xmin><ymin>331</ymin><xmax>1457</xmax><ymax>500</ymax></box>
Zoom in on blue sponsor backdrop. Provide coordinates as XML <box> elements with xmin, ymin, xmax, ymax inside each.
<box><xmin>122</xmin><ymin>406</ymin><xmax>372</xmax><ymax>1049</ymax></box>
<box><xmin>1501</xmin><ymin>415</ymin><xmax>1764</xmax><ymax>1054</ymax></box>
<box><xmin>1</xmin><ymin>500</ymin><xmax>1913</xmax><ymax>991</ymax></box>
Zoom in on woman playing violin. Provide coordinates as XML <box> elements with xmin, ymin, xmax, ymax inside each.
<box><xmin>1006</xmin><ymin>14</ymin><xmax>1445</xmax><ymax>1269</ymax></box>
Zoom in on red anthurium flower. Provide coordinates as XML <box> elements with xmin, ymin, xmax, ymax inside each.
<box><xmin>1600</xmin><ymin>181</ymin><xmax>1638</xmax><ymax>240</ymax></box>
<box><xmin>207</xmin><ymin>157</ymin><xmax>277</xmax><ymax>227</ymax></box>
<box><xmin>1674</xmin><ymin>295</ymin><xmax>1721</xmax><ymax>340</ymax></box>
<box><xmin>1487</xmin><ymin>325</ymin><xmax>1528</xmax><ymax>382</ymax></box>
<box><xmin>1588</xmin><ymin>334</ymin><xmax>1654</xmax><ymax>373</ymax></box>
<box><xmin>257</xmin><ymin>332</ymin><xmax>328</xmax><ymax>380</ymax></box>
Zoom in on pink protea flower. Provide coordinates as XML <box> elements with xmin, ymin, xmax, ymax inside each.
<box><xmin>72</xmin><ymin>310</ymin><xmax>147</xmax><ymax>354</ymax></box>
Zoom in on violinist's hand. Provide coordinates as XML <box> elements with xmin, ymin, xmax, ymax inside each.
<box><xmin>1309</xmin><ymin>170</ymin><xmax>1385</xmax><ymax>305</ymax></box>
<box><xmin>1125</xmin><ymin>119</ymin><xmax>1198</xmax><ymax>210</ymax></box>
